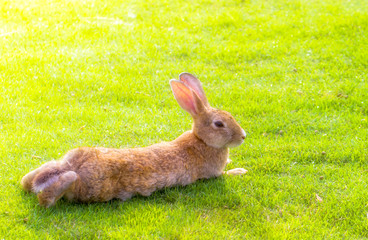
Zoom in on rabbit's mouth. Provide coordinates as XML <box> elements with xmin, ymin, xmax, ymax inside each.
<box><xmin>227</xmin><ymin>139</ymin><xmax>245</xmax><ymax>148</ymax></box>
<box><xmin>226</xmin><ymin>129</ymin><xmax>246</xmax><ymax>148</ymax></box>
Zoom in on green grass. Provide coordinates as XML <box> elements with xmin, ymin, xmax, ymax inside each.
<box><xmin>1</xmin><ymin>0</ymin><xmax>368</xmax><ymax>238</ymax></box>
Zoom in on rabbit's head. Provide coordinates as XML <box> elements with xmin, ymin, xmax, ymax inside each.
<box><xmin>170</xmin><ymin>73</ymin><xmax>246</xmax><ymax>149</ymax></box>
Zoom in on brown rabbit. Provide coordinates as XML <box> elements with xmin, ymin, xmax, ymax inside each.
<box><xmin>21</xmin><ymin>73</ymin><xmax>247</xmax><ymax>207</ymax></box>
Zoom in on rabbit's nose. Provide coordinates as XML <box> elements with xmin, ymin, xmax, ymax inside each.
<box><xmin>241</xmin><ymin>129</ymin><xmax>246</xmax><ymax>139</ymax></box>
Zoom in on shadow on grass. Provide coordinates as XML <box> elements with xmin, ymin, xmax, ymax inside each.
<box><xmin>17</xmin><ymin>177</ymin><xmax>247</xmax><ymax>237</ymax></box>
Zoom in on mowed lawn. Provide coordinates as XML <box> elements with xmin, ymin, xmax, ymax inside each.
<box><xmin>1</xmin><ymin>0</ymin><xmax>368</xmax><ymax>238</ymax></box>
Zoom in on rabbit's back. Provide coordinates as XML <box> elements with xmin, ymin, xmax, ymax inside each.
<box><xmin>64</xmin><ymin>138</ymin><xmax>198</xmax><ymax>202</ymax></box>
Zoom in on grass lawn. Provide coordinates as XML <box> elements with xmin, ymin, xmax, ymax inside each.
<box><xmin>1</xmin><ymin>0</ymin><xmax>368</xmax><ymax>238</ymax></box>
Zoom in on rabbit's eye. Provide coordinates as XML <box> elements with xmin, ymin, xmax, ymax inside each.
<box><xmin>214</xmin><ymin>121</ymin><xmax>224</xmax><ymax>128</ymax></box>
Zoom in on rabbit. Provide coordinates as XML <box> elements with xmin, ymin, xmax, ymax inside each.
<box><xmin>21</xmin><ymin>73</ymin><xmax>247</xmax><ymax>207</ymax></box>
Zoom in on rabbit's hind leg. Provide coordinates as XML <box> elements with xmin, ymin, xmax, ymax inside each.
<box><xmin>37</xmin><ymin>171</ymin><xmax>78</xmax><ymax>208</ymax></box>
<box><xmin>21</xmin><ymin>160</ymin><xmax>59</xmax><ymax>193</ymax></box>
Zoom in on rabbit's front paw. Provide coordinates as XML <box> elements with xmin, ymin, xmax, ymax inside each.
<box><xmin>225</xmin><ymin>168</ymin><xmax>248</xmax><ymax>176</ymax></box>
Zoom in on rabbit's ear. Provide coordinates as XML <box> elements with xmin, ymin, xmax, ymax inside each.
<box><xmin>179</xmin><ymin>73</ymin><xmax>209</xmax><ymax>107</ymax></box>
<box><xmin>170</xmin><ymin>80</ymin><xmax>205</xmax><ymax>116</ymax></box>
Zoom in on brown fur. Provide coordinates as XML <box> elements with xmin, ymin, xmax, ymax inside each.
<box><xmin>21</xmin><ymin>73</ymin><xmax>247</xmax><ymax>207</ymax></box>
